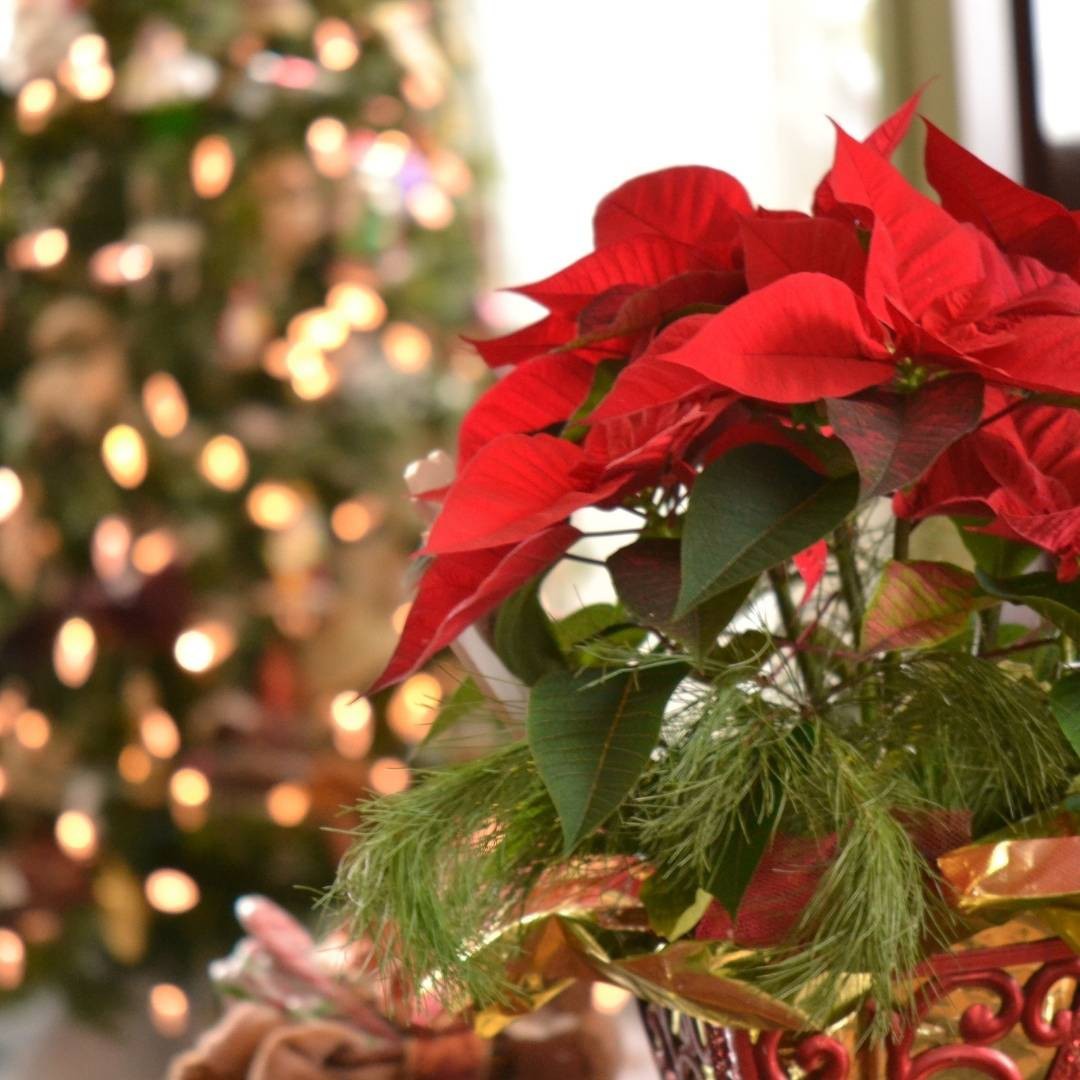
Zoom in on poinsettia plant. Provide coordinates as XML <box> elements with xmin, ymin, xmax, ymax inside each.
<box><xmin>329</xmin><ymin>94</ymin><xmax>1080</xmax><ymax>1034</ymax></box>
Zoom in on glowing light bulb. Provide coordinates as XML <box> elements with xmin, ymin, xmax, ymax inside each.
<box><xmin>294</xmin><ymin>307</ymin><xmax>350</xmax><ymax>351</ymax></box>
<box><xmin>14</xmin><ymin>709</ymin><xmax>50</xmax><ymax>751</ymax></box>
<box><xmin>326</xmin><ymin>282</ymin><xmax>386</xmax><ymax>331</ymax></box>
<box><xmin>66</xmin><ymin>61</ymin><xmax>114</xmax><ymax>101</ymax></box>
<box><xmin>388</xmin><ymin>672</ymin><xmax>441</xmax><ymax>743</ymax></box>
<box><xmin>288</xmin><ymin>351</ymin><xmax>338</xmax><ymax>400</ymax></box>
<box><xmin>169</xmin><ymin>767</ymin><xmax>210</xmax><ymax>808</ymax></box>
<box><xmin>68</xmin><ymin>33</ymin><xmax>108</xmax><ymax>68</ymax></box>
<box><xmin>17</xmin><ymin>78</ymin><xmax>56</xmax><ymax>132</ymax></box>
<box><xmin>0</xmin><ymin>766</ymin><xmax>7</xmax><ymax>797</ymax></box>
<box><xmin>401</xmin><ymin>71</ymin><xmax>445</xmax><ymax>110</ymax></box>
<box><xmin>330</xmin><ymin>691</ymin><xmax>372</xmax><ymax>732</ymax></box>
<box><xmin>405</xmin><ymin>182</ymin><xmax>455</xmax><ymax>230</ymax></box>
<box><xmin>149</xmin><ymin>983</ymin><xmax>190</xmax><ymax>1037</ymax></box>
<box><xmin>198</xmin><ymin>435</ymin><xmax>249</xmax><ymax>491</ymax></box>
<box><xmin>9</xmin><ymin>227</ymin><xmax>69</xmax><ymax>270</ymax></box>
<box><xmin>306</xmin><ymin>116</ymin><xmax>348</xmax><ymax>157</ymax></box>
<box><xmin>314</xmin><ymin>18</ymin><xmax>360</xmax><ymax>70</ymax></box>
<box><xmin>362</xmin><ymin>130</ymin><xmax>410</xmax><ymax>178</ymax></box>
<box><xmin>265</xmin><ymin>781</ymin><xmax>311</xmax><ymax>826</ymax></box>
<box><xmin>92</xmin><ymin>516</ymin><xmax>132</xmax><ymax>581</ymax></box>
<box><xmin>140</xmin><ymin>708</ymin><xmax>181</xmax><ymax>759</ymax></box>
<box><xmin>428</xmin><ymin>149</ymin><xmax>473</xmax><ymax>196</ymax></box>
<box><xmin>145</xmin><ymin>868</ymin><xmax>200</xmax><ymax>914</ymax></box>
<box><xmin>118</xmin><ymin>744</ymin><xmax>153</xmax><ymax>784</ymax></box>
<box><xmin>330</xmin><ymin>499</ymin><xmax>376</xmax><ymax>542</ymax></box>
<box><xmin>330</xmin><ymin>692</ymin><xmax>374</xmax><ymax>759</ymax></box>
<box><xmin>141</xmin><ymin>374</ymin><xmax>188</xmax><ymax>438</ymax></box>
<box><xmin>53</xmin><ymin>617</ymin><xmax>97</xmax><ymax>688</ymax></box>
<box><xmin>369</xmin><ymin>756</ymin><xmax>411</xmax><ymax>794</ymax></box>
<box><xmin>132</xmin><ymin>529</ymin><xmax>177</xmax><ymax>576</ymax></box>
<box><xmin>246</xmin><ymin>483</ymin><xmax>303</xmax><ymax>530</ymax></box>
<box><xmin>91</xmin><ymin>241</ymin><xmax>153</xmax><ymax>285</ymax></box>
<box><xmin>0</xmin><ymin>929</ymin><xmax>26</xmax><ymax>990</ymax></box>
<box><xmin>190</xmin><ymin>135</ymin><xmax>234</xmax><ymax>199</ymax></box>
<box><xmin>381</xmin><ymin>322</ymin><xmax>432</xmax><ymax>373</ymax></box>
<box><xmin>0</xmin><ymin>468</ymin><xmax>23</xmax><ymax>523</ymax></box>
<box><xmin>174</xmin><ymin>622</ymin><xmax>234</xmax><ymax>674</ymax></box>
<box><xmin>261</xmin><ymin>338</ymin><xmax>291</xmax><ymax>379</ymax></box>
<box><xmin>54</xmin><ymin>810</ymin><xmax>98</xmax><ymax>861</ymax></box>
<box><xmin>591</xmin><ymin>982</ymin><xmax>633</xmax><ymax>1014</ymax></box>
<box><xmin>101</xmin><ymin>425</ymin><xmax>148</xmax><ymax>488</ymax></box>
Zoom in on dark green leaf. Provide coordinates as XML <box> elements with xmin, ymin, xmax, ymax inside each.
<box><xmin>705</xmin><ymin>799</ymin><xmax>778</xmax><ymax>917</ymax></box>
<box><xmin>976</xmin><ymin>570</ymin><xmax>1080</xmax><ymax>641</ymax></box>
<box><xmin>608</xmin><ymin>538</ymin><xmax>755</xmax><ymax>660</ymax></box>
<box><xmin>640</xmin><ymin>876</ymin><xmax>712</xmax><ymax>940</ymax></box>
<box><xmin>1050</xmin><ymin>673</ymin><xmax>1080</xmax><ymax>758</ymax></box>
<box><xmin>676</xmin><ymin>445</ymin><xmax>858</xmax><ymax>618</ymax></box>
<box><xmin>527</xmin><ymin>664</ymin><xmax>687</xmax><ymax>853</ymax></box>
<box><xmin>493</xmin><ymin>578</ymin><xmax>564</xmax><ymax>685</ymax></box>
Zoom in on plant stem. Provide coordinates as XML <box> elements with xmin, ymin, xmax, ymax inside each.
<box><xmin>832</xmin><ymin>520</ymin><xmax>874</xmax><ymax>725</ymax></box>
<box><xmin>832</xmin><ymin>520</ymin><xmax>866</xmax><ymax>639</ymax></box>
<box><xmin>976</xmin><ymin>606</ymin><xmax>1000</xmax><ymax>655</ymax></box>
<box><xmin>767</xmin><ymin>564</ymin><xmax>825</xmax><ymax>707</ymax></box>
<box><xmin>893</xmin><ymin>518</ymin><xmax>911</xmax><ymax>562</ymax></box>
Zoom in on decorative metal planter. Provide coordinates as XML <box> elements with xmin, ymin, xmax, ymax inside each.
<box><xmin>640</xmin><ymin>935</ymin><xmax>1080</xmax><ymax>1079</ymax></box>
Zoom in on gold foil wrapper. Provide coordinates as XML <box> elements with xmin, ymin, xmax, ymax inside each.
<box><xmin>477</xmin><ymin>818</ymin><xmax>1080</xmax><ymax>1041</ymax></box>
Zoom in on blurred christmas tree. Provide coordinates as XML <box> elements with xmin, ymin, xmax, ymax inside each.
<box><xmin>0</xmin><ymin>0</ymin><xmax>484</xmax><ymax>1026</ymax></box>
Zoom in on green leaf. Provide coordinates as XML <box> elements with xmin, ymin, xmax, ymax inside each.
<box><xmin>1050</xmin><ymin>673</ymin><xmax>1080</xmax><ymax>759</ymax></box>
<box><xmin>553</xmin><ymin>604</ymin><xmax>626</xmax><ymax>650</ymax></box>
<box><xmin>493</xmin><ymin>578</ymin><xmax>564</xmax><ymax>685</ymax></box>
<box><xmin>954</xmin><ymin>520</ymin><xmax>1039</xmax><ymax>578</ymax></box>
<box><xmin>640</xmin><ymin>877</ymin><xmax>713</xmax><ymax>941</ymax></box>
<box><xmin>420</xmin><ymin>677</ymin><xmax>493</xmax><ymax>747</ymax></box>
<box><xmin>676</xmin><ymin>445</ymin><xmax>858</xmax><ymax>618</ymax></box>
<box><xmin>976</xmin><ymin>570</ymin><xmax>1080</xmax><ymax>641</ymax></box>
<box><xmin>705</xmin><ymin>799</ymin><xmax>778</xmax><ymax>917</ymax></box>
<box><xmin>709</xmin><ymin>629</ymin><xmax>773</xmax><ymax>669</ymax></box>
<box><xmin>862</xmin><ymin>560</ymin><xmax>995</xmax><ymax>653</ymax></box>
<box><xmin>527</xmin><ymin>664</ymin><xmax>687</xmax><ymax>853</ymax></box>
<box><xmin>608</xmin><ymin>538</ymin><xmax>755</xmax><ymax>660</ymax></box>
<box><xmin>563</xmin><ymin>359</ymin><xmax>623</xmax><ymax>441</ymax></box>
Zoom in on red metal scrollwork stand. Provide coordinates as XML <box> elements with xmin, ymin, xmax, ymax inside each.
<box><xmin>639</xmin><ymin>938</ymin><xmax>1080</xmax><ymax>1079</ymax></box>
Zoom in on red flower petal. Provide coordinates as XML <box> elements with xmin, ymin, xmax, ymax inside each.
<box><xmin>813</xmin><ymin>87</ymin><xmax>924</xmax><ymax>217</ymax></box>
<box><xmin>593</xmin><ymin>166</ymin><xmax>752</xmax><ymax>263</ymax></box>
<box><xmin>740</xmin><ymin>215</ymin><xmax>866</xmax><ymax>294</ymax></box>
<box><xmin>468</xmin><ymin>311</ymin><xmax>578</xmax><ymax>369</ymax></box>
<box><xmin>425</xmin><ymin>434</ymin><xmax>597</xmax><ymax>554</ymax></box>
<box><xmin>369</xmin><ymin>524</ymin><xmax>581</xmax><ymax>692</ymax></box>
<box><xmin>925</xmin><ymin>120</ymin><xmax>1080</xmax><ymax>277</ymax></box>
<box><xmin>660</xmin><ymin>273</ymin><xmax>893</xmax><ymax>403</ymax></box>
<box><xmin>514</xmin><ymin>235</ymin><xmax>710</xmax><ymax>313</ymax></box>
<box><xmin>457</xmin><ymin>353</ymin><xmax>596</xmax><ymax>464</ymax></box>
<box><xmin>828</xmin><ymin>127</ymin><xmax>994</xmax><ymax>322</ymax></box>
<box><xmin>794</xmin><ymin>540</ymin><xmax>828</xmax><ymax>606</ymax></box>
<box><xmin>978</xmin><ymin>314</ymin><xmax>1080</xmax><ymax>395</ymax></box>
<box><xmin>588</xmin><ymin>316</ymin><xmax>717</xmax><ymax>423</ymax></box>
<box><xmin>575</xmin><ymin>270</ymin><xmax>744</xmax><ymax>344</ymax></box>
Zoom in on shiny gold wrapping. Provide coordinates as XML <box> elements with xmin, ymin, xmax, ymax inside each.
<box><xmin>475</xmin><ymin>816</ymin><xmax>1080</xmax><ymax>1039</ymax></box>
